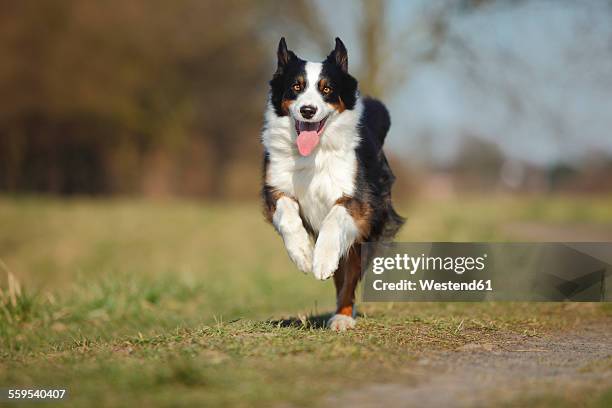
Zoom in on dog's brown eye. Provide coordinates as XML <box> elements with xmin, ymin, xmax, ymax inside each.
<box><xmin>322</xmin><ymin>86</ymin><xmax>332</xmax><ymax>95</ymax></box>
<box><xmin>292</xmin><ymin>84</ymin><xmax>301</xmax><ymax>92</ymax></box>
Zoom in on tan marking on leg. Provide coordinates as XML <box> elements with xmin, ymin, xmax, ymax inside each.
<box><xmin>335</xmin><ymin>245</ymin><xmax>361</xmax><ymax>316</ymax></box>
<box><xmin>337</xmin><ymin>305</ymin><xmax>353</xmax><ymax>317</ymax></box>
<box><xmin>262</xmin><ymin>188</ymin><xmax>293</xmax><ymax>223</ymax></box>
<box><xmin>334</xmin><ymin>196</ymin><xmax>372</xmax><ymax>240</ymax></box>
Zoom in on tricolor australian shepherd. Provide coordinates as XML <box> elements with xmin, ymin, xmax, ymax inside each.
<box><xmin>261</xmin><ymin>38</ymin><xmax>404</xmax><ymax>331</ymax></box>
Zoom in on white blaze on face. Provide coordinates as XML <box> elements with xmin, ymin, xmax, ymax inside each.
<box><xmin>290</xmin><ymin>62</ymin><xmax>337</xmax><ymax>156</ymax></box>
<box><xmin>290</xmin><ymin>62</ymin><xmax>333</xmax><ymax>123</ymax></box>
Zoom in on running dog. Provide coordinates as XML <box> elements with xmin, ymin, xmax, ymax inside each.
<box><xmin>261</xmin><ymin>37</ymin><xmax>404</xmax><ymax>331</ymax></box>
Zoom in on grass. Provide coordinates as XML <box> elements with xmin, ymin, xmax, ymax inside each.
<box><xmin>0</xmin><ymin>194</ymin><xmax>611</xmax><ymax>407</ymax></box>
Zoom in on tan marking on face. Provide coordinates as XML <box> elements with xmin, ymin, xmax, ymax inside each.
<box><xmin>297</xmin><ymin>76</ymin><xmax>306</xmax><ymax>88</ymax></box>
<box><xmin>318</xmin><ymin>78</ymin><xmax>329</xmax><ymax>92</ymax></box>
<box><xmin>319</xmin><ymin>79</ymin><xmax>344</xmax><ymax>112</ymax></box>
<box><xmin>332</xmin><ymin>96</ymin><xmax>346</xmax><ymax>113</ymax></box>
<box><xmin>281</xmin><ymin>99</ymin><xmax>294</xmax><ymax>115</ymax></box>
<box><xmin>281</xmin><ymin>76</ymin><xmax>306</xmax><ymax>115</ymax></box>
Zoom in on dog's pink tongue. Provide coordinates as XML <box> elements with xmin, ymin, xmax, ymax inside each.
<box><xmin>296</xmin><ymin>130</ymin><xmax>320</xmax><ymax>156</ymax></box>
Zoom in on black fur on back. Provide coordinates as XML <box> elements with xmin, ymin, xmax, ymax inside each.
<box><xmin>355</xmin><ymin>97</ymin><xmax>405</xmax><ymax>241</ymax></box>
<box><xmin>361</xmin><ymin>98</ymin><xmax>390</xmax><ymax>146</ymax></box>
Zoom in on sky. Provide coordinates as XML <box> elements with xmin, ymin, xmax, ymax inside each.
<box><xmin>303</xmin><ymin>0</ymin><xmax>612</xmax><ymax>166</ymax></box>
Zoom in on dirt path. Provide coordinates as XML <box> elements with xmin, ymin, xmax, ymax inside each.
<box><xmin>326</xmin><ymin>318</ymin><xmax>612</xmax><ymax>407</ymax></box>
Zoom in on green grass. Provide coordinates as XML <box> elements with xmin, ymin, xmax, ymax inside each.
<box><xmin>0</xmin><ymin>195</ymin><xmax>611</xmax><ymax>407</ymax></box>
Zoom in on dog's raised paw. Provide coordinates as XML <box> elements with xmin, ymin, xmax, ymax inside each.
<box><xmin>312</xmin><ymin>233</ymin><xmax>340</xmax><ymax>280</ymax></box>
<box><xmin>312</xmin><ymin>255</ymin><xmax>338</xmax><ymax>280</ymax></box>
<box><xmin>285</xmin><ymin>236</ymin><xmax>313</xmax><ymax>274</ymax></box>
<box><xmin>285</xmin><ymin>231</ymin><xmax>314</xmax><ymax>273</ymax></box>
<box><xmin>327</xmin><ymin>314</ymin><xmax>356</xmax><ymax>331</ymax></box>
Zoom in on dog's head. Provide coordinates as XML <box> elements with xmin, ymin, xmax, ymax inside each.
<box><xmin>269</xmin><ymin>37</ymin><xmax>358</xmax><ymax>156</ymax></box>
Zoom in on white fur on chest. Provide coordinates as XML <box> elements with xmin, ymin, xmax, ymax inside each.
<box><xmin>273</xmin><ymin>146</ymin><xmax>356</xmax><ymax>232</ymax></box>
<box><xmin>263</xmin><ymin>101</ymin><xmax>363</xmax><ymax>232</ymax></box>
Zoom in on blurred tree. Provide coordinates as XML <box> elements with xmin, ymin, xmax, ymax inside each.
<box><xmin>360</xmin><ymin>0</ymin><xmax>386</xmax><ymax>96</ymax></box>
<box><xmin>0</xmin><ymin>0</ymin><xmax>324</xmax><ymax>198</ymax></box>
<box><xmin>0</xmin><ymin>0</ymin><xmax>533</xmax><ymax>198</ymax></box>
<box><xmin>452</xmin><ymin>136</ymin><xmax>504</xmax><ymax>190</ymax></box>
<box><xmin>357</xmin><ymin>0</ymin><xmax>454</xmax><ymax>97</ymax></box>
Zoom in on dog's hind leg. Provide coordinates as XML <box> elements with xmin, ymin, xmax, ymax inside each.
<box><xmin>328</xmin><ymin>245</ymin><xmax>361</xmax><ymax>331</ymax></box>
<box><xmin>332</xmin><ymin>263</ymin><xmax>345</xmax><ymax>298</ymax></box>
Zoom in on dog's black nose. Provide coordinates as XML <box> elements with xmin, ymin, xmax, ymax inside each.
<box><xmin>300</xmin><ymin>105</ymin><xmax>317</xmax><ymax>119</ymax></box>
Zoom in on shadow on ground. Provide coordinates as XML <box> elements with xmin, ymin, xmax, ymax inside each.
<box><xmin>269</xmin><ymin>311</ymin><xmax>364</xmax><ymax>329</ymax></box>
<box><xmin>269</xmin><ymin>313</ymin><xmax>335</xmax><ymax>329</ymax></box>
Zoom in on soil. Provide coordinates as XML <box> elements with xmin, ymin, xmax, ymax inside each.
<box><xmin>326</xmin><ymin>318</ymin><xmax>612</xmax><ymax>407</ymax></box>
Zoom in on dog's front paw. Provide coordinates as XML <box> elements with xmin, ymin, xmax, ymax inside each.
<box><xmin>327</xmin><ymin>314</ymin><xmax>356</xmax><ymax>331</ymax></box>
<box><xmin>285</xmin><ymin>234</ymin><xmax>313</xmax><ymax>274</ymax></box>
<box><xmin>312</xmin><ymin>233</ymin><xmax>341</xmax><ymax>280</ymax></box>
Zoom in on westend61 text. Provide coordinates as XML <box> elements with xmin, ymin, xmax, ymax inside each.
<box><xmin>372</xmin><ymin>279</ymin><xmax>493</xmax><ymax>292</ymax></box>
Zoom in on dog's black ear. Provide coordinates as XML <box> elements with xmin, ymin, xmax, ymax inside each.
<box><xmin>277</xmin><ymin>37</ymin><xmax>295</xmax><ymax>70</ymax></box>
<box><xmin>327</xmin><ymin>37</ymin><xmax>348</xmax><ymax>73</ymax></box>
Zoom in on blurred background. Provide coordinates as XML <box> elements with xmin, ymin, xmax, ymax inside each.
<box><xmin>1</xmin><ymin>3</ymin><xmax>612</xmax><ymax>404</ymax></box>
<box><xmin>2</xmin><ymin>0</ymin><xmax>612</xmax><ymax>200</ymax></box>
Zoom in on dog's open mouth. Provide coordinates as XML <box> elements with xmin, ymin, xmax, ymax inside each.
<box><xmin>294</xmin><ymin>117</ymin><xmax>327</xmax><ymax>157</ymax></box>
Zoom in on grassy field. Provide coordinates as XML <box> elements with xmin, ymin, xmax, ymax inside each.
<box><xmin>1</xmin><ymin>195</ymin><xmax>611</xmax><ymax>407</ymax></box>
